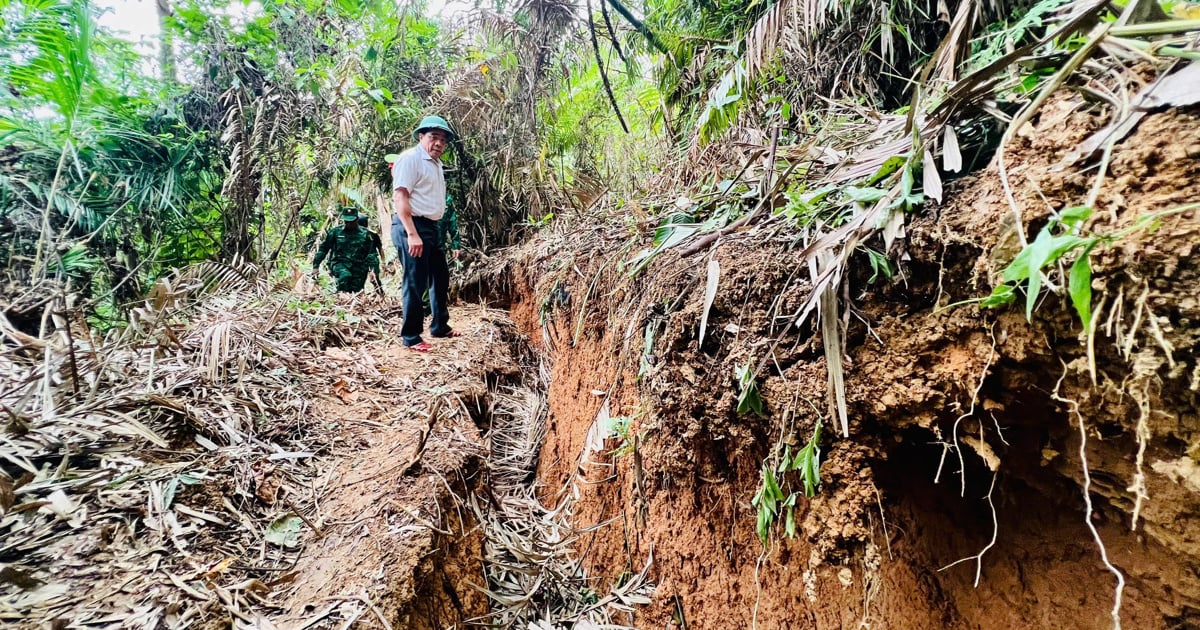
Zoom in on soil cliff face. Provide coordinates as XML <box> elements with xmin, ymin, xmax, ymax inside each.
<box><xmin>500</xmin><ymin>101</ymin><xmax>1200</xmax><ymax>628</ymax></box>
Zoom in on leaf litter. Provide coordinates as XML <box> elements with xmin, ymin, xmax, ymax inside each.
<box><xmin>0</xmin><ymin>261</ymin><xmax>412</xmax><ymax>628</ymax></box>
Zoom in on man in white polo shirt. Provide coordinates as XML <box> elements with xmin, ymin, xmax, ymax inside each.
<box><xmin>392</xmin><ymin>115</ymin><xmax>459</xmax><ymax>351</ymax></box>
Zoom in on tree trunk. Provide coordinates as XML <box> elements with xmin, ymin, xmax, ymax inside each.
<box><xmin>156</xmin><ymin>0</ymin><xmax>177</xmax><ymax>84</ymax></box>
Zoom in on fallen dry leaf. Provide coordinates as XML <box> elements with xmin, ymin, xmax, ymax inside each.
<box><xmin>252</xmin><ymin>460</ymin><xmax>280</xmax><ymax>505</ymax></box>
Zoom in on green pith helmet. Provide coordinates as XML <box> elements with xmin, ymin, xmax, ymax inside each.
<box><xmin>340</xmin><ymin>206</ymin><xmax>358</xmax><ymax>221</ymax></box>
<box><xmin>412</xmin><ymin>115</ymin><xmax>455</xmax><ymax>141</ymax></box>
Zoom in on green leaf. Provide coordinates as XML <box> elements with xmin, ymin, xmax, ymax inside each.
<box><xmin>865</xmin><ymin>248</ymin><xmax>894</xmax><ymax>283</ymax></box>
<box><xmin>762</xmin><ymin>467</ymin><xmax>782</xmax><ymax>511</ymax></box>
<box><xmin>867</xmin><ymin>155</ymin><xmax>907</xmax><ymax>185</ymax></box>
<box><xmin>1058</xmin><ymin>205</ymin><xmax>1093</xmax><ymax>230</ymax></box>
<box><xmin>1068</xmin><ymin>249</ymin><xmax>1095</xmax><ymax>332</ymax></box>
<box><xmin>735</xmin><ymin>363</ymin><xmax>764</xmax><ymax>415</ymax></box>
<box><xmin>845</xmin><ymin>186</ymin><xmax>887</xmax><ymax>203</ymax></box>
<box><xmin>757</xmin><ymin>502</ymin><xmax>772</xmax><ymax>544</ymax></box>
<box><xmin>1023</xmin><ymin>230</ymin><xmax>1054</xmax><ymax>320</ymax></box>
<box><xmin>1001</xmin><ymin>244</ymin><xmax>1036</xmax><ymax>283</ymax></box>
<box><xmin>784</xmin><ymin>502</ymin><xmax>797</xmax><ymax>538</ymax></box>
<box><xmin>265</xmin><ymin>515</ymin><xmax>304</xmax><ymax>548</ymax></box>
<box><xmin>795</xmin><ymin>422</ymin><xmax>822</xmax><ymax>497</ymax></box>
<box><xmin>778</xmin><ymin>445</ymin><xmax>793</xmax><ymax>474</ymax></box>
<box><xmin>981</xmin><ymin>284</ymin><xmax>1017</xmax><ymax>308</ymax></box>
<box><xmin>1018</xmin><ymin>73</ymin><xmax>1043</xmax><ymax>94</ymax></box>
<box><xmin>900</xmin><ymin>160</ymin><xmax>915</xmax><ymax>198</ymax></box>
<box><xmin>803</xmin><ymin>447</ymin><xmax>821</xmax><ymax>496</ymax></box>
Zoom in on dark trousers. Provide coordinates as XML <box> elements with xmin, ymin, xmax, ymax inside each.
<box><xmin>332</xmin><ymin>267</ymin><xmax>367</xmax><ymax>292</ymax></box>
<box><xmin>393</xmin><ymin>216</ymin><xmax>451</xmax><ymax>346</ymax></box>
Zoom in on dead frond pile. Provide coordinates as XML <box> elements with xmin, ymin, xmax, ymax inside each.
<box><xmin>0</xmin><ymin>261</ymin><xmax>388</xmax><ymax>627</ymax></box>
<box><xmin>470</xmin><ymin>361</ymin><xmax>653</xmax><ymax>628</ymax></box>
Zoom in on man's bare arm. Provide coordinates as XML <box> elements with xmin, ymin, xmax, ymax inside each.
<box><xmin>393</xmin><ymin>187</ymin><xmax>423</xmax><ymax>257</ymax></box>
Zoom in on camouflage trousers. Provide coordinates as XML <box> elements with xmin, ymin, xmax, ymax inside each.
<box><xmin>332</xmin><ymin>265</ymin><xmax>368</xmax><ymax>292</ymax></box>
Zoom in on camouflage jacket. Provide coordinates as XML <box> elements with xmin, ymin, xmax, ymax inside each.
<box><xmin>313</xmin><ymin>226</ymin><xmax>374</xmax><ymax>276</ymax></box>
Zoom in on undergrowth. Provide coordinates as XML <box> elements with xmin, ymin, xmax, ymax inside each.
<box><xmin>752</xmin><ymin>421</ymin><xmax>822</xmax><ymax>544</ymax></box>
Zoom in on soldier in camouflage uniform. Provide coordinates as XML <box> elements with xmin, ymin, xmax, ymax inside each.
<box><xmin>312</xmin><ymin>207</ymin><xmax>374</xmax><ymax>292</ymax></box>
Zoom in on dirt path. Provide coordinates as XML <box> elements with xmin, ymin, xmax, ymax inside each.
<box><xmin>274</xmin><ymin>304</ymin><xmax>520</xmax><ymax>628</ymax></box>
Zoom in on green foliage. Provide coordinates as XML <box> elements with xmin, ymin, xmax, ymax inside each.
<box><xmin>864</xmin><ymin>248</ymin><xmax>895</xmax><ymax>284</ymax></box>
<box><xmin>695</xmin><ymin>57</ymin><xmax>748</xmax><ymax>145</ymax></box>
<box><xmin>600</xmin><ymin>415</ymin><xmax>636</xmax><ymax>455</ymax></box>
<box><xmin>1</xmin><ymin>0</ymin><xmax>224</xmax><ymax>308</ymax></box>
<box><xmin>967</xmin><ymin>0</ymin><xmax>1075</xmax><ymax>75</ymax></box>
<box><xmin>982</xmin><ymin>206</ymin><xmax>1097</xmax><ymax>329</ymax></box>
<box><xmin>752</xmin><ymin>421</ymin><xmax>822</xmax><ymax>544</ymax></box>
<box><xmin>793</xmin><ymin>422</ymin><xmax>823</xmax><ymax>498</ymax></box>
<box><xmin>627</xmin><ymin>212</ymin><xmax>700</xmax><ymax>276</ymax></box>
<box><xmin>1</xmin><ymin>0</ymin><xmax>469</xmax><ymax>321</ymax></box>
<box><xmin>778</xmin><ymin>184</ymin><xmax>834</xmax><ymax>226</ymax></box>
<box><xmin>981</xmin><ymin>205</ymin><xmax>1191</xmax><ymax>332</ymax></box>
<box><xmin>638</xmin><ymin>319</ymin><xmax>661</xmax><ymax>381</ymax></box>
<box><xmin>538</xmin><ymin>25</ymin><xmax>670</xmax><ymax>203</ymax></box>
<box><xmin>752</xmin><ymin>464</ymin><xmax>785</xmax><ymax>543</ymax></box>
<box><xmin>734</xmin><ymin>363</ymin><xmax>763</xmax><ymax>416</ymax></box>
<box><xmin>528</xmin><ymin>212</ymin><xmax>556</xmax><ymax>228</ymax></box>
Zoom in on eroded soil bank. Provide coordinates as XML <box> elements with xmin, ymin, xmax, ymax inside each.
<box><xmin>486</xmin><ymin>101</ymin><xmax>1200</xmax><ymax>628</ymax></box>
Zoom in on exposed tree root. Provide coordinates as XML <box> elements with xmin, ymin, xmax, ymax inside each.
<box><xmin>1054</xmin><ymin>371</ymin><xmax>1127</xmax><ymax>630</ymax></box>
<box><xmin>938</xmin><ymin>472</ymin><xmax>998</xmax><ymax>588</ymax></box>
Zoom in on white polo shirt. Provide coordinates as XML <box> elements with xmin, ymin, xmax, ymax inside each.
<box><xmin>391</xmin><ymin>145</ymin><xmax>446</xmax><ymax>221</ymax></box>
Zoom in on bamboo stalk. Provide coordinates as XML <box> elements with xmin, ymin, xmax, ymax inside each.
<box><xmin>1106</xmin><ymin>35</ymin><xmax>1200</xmax><ymax>60</ymax></box>
<box><xmin>1109</xmin><ymin>19</ymin><xmax>1200</xmax><ymax>37</ymax></box>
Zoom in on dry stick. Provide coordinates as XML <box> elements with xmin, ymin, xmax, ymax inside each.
<box><xmin>1054</xmin><ymin>373</ymin><xmax>1126</xmax><ymax>630</ymax></box>
<box><xmin>587</xmin><ymin>0</ymin><xmax>629</xmax><ymax>134</ymax></box>
<box><xmin>283</xmin><ymin>495</ymin><xmax>323</xmax><ymax>538</ymax></box>
<box><xmin>678</xmin><ymin>139</ymin><xmax>791</xmax><ymax>258</ymax></box>
<box><xmin>59</xmin><ymin>304</ymin><xmax>81</xmax><ymax>398</ymax></box>
<box><xmin>758</xmin><ymin>126</ymin><xmax>781</xmax><ymax>199</ymax></box>
<box><xmin>341</xmin><ymin>396</ymin><xmax>445</xmax><ymax>487</ymax></box>
<box><xmin>981</xmin><ymin>0</ymin><xmax>1110</xmax><ymax>239</ymax></box>
<box><xmin>1084</xmin><ymin>40</ymin><xmax>1181</xmax><ymax>215</ymax></box>
<box><xmin>31</xmin><ymin>143</ymin><xmax>72</xmax><ymax>277</ymax></box>
<box><xmin>998</xmin><ymin>20</ymin><xmax>1113</xmax><ymax>249</ymax></box>
<box><xmin>268</xmin><ymin>177</ymin><xmax>315</xmax><ymax>264</ymax></box>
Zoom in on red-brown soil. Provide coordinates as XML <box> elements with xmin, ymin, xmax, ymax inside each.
<box><xmin>499</xmin><ymin>101</ymin><xmax>1200</xmax><ymax>628</ymax></box>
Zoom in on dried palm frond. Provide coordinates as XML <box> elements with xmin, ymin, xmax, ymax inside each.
<box><xmin>0</xmin><ymin>260</ymin><xmax>359</xmax><ymax>627</ymax></box>
<box><xmin>468</xmin><ymin>359</ymin><xmax>653</xmax><ymax>627</ymax></box>
<box><xmin>745</xmin><ymin>0</ymin><xmax>793</xmax><ymax>78</ymax></box>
